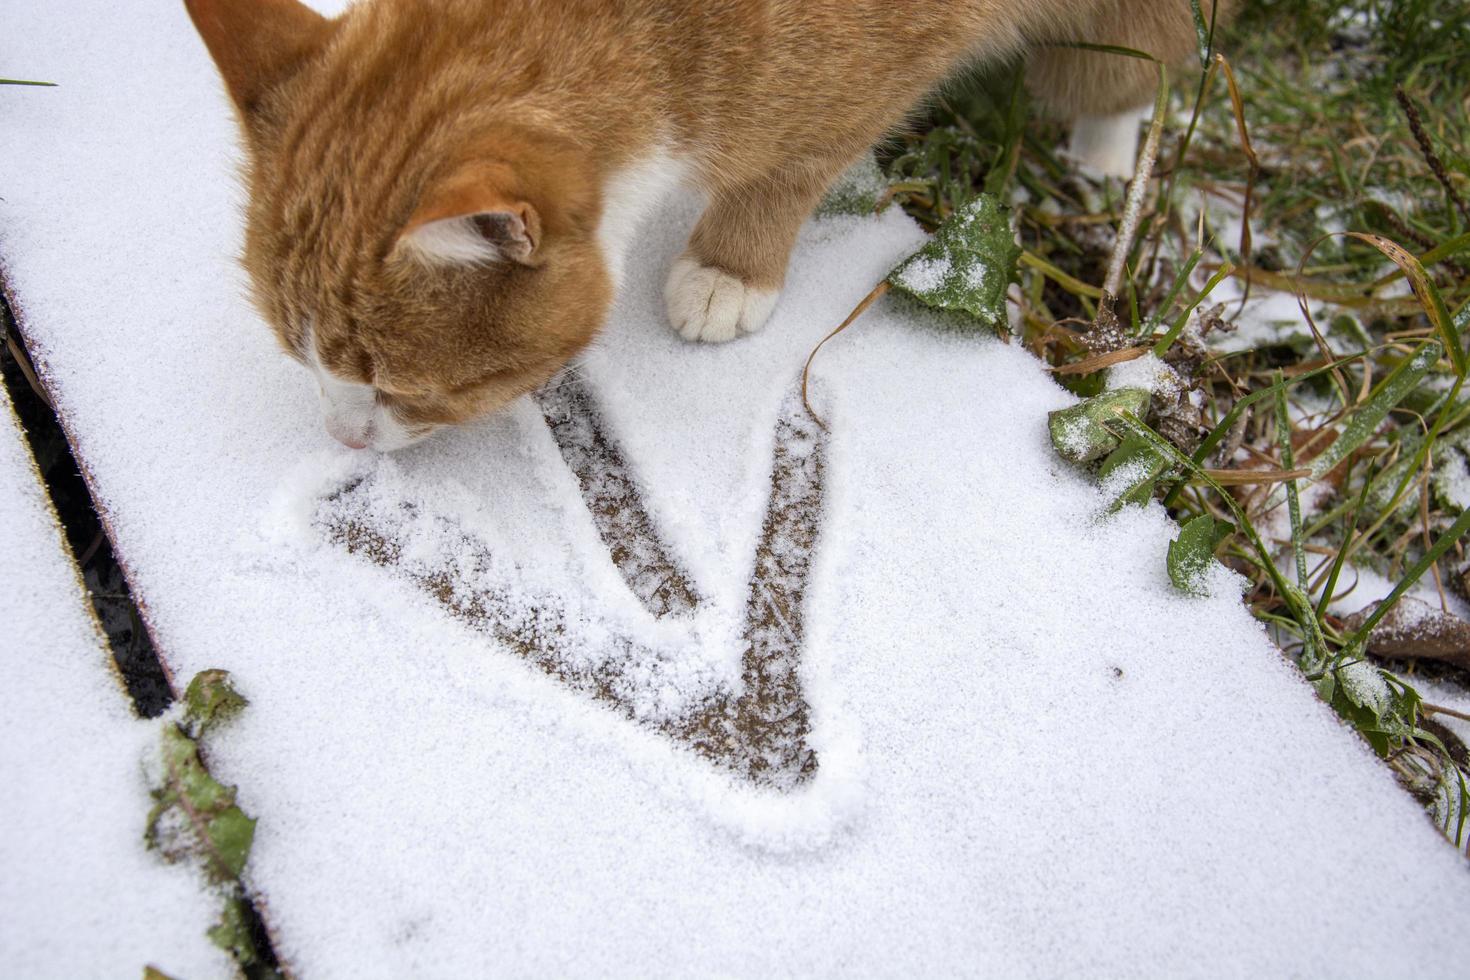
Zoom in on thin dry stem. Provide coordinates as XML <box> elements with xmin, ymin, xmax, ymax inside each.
<box><xmin>1102</xmin><ymin>64</ymin><xmax>1168</xmax><ymax>299</ymax></box>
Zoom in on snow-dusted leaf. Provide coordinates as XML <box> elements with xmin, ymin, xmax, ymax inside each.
<box><xmin>148</xmin><ymin>671</ymin><xmax>256</xmax><ymax>884</ymax></box>
<box><xmin>887</xmin><ymin>194</ymin><xmax>1019</xmax><ymax>331</ymax></box>
<box><xmin>1167</xmin><ymin>515</ymin><xmax>1233</xmax><ymax>596</ymax></box>
<box><xmin>207</xmin><ymin>896</ymin><xmax>266</xmax><ymax>972</ymax></box>
<box><xmin>183</xmin><ymin>668</ymin><xmax>248</xmax><ymax>737</ymax></box>
<box><xmin>147</xmin><ymin>671</ymin><xmax>266</xmax><ymax>968</ymax></box>
<box><xmin>817</xmin><ymin>154</ymin><xmax>888</xmax><ymax>217</ymax></box>
<box><xmin>1338</xmin><ymin>659</ymin><xmax>1390</xmax><ymax>717</ymax></box>
<box><xmin>1327</xmin><ymin>657</ymin><xmax>1420</xmax><ymax>757</ymax></box>
<box><xmin>1098</xmin><ymin>432</ymin><xmax>1170</xmax><ymax>509</ymax></box>
<box><xmin>1189</xmin><ymin>0</ymin><xmax>1212</xmax><ymax>67</ymax></box>
<box><xmin>148</xmin><ymin>723</ymin><xmax>257</xmax><ymax>882</ymax></box>
<box><xmin>1048</xmin><ymin>388</ymin><xmax>1151</xmax><ymax>463</ymax></box>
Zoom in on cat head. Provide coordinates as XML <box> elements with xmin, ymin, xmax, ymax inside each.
<box><xmin>185</xmin><ymin>0</ymin><xmax>610</xmax><ymax>450</ymax></box>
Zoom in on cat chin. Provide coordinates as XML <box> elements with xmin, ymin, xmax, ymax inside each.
<box><xmin>359</xmin><ymin>415</ymin><xmax>431</xmax><ymax>454</ymax></box>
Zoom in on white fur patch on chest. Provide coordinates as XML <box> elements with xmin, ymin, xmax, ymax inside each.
<box><xmin>597</xmin><ymin>146</ymin><xmax>690</xmax><ymax>286</ymax></box>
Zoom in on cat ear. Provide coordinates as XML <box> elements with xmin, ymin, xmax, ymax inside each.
<box><xmin>184</xmin><ymin>0</ymin><xmax>333</xmax><ymax>113</ymax></box>
<box><xmin>396</xmin><ymin>165</ymin><xmax>544</xmax><ymax>267</ymax></box>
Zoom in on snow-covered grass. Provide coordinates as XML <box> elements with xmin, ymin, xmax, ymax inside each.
<box><xmin>3</xmin><ymin>0</ymin><xmax>1470</xmax><ymax>976</ymax></box>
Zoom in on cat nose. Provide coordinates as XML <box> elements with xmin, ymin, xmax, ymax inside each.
<box><xmin>333</xmin><ymin>432</ymin><xmax>369</xmax><ymax>450</ymax></box>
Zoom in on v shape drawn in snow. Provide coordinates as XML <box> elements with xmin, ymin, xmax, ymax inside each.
<box><xmin>318</xmin><ymin>376</ymin><xmax>824</xmax><ymax>790</ymax></box>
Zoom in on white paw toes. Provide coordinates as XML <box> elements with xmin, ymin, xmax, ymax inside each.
<box><xmin>664</xmin><ymin>256</ymin><xmax>778</xmax><ymax>343</ymax></box>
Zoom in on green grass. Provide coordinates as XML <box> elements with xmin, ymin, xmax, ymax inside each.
<box><xmin>876</xmin><ymin>0</ymin><xmax>1470</xmax><ymax>849</ymax></box>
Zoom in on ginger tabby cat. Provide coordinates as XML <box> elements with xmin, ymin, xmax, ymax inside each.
<box><xmin>184</xmin><ymin>0</ymin><xmax>1227</xmax><ymax>450</ymax></box>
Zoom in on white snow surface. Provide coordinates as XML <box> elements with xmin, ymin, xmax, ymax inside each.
<box><xmin>5</xmin><ymin>2</ymin><xmax>1470</xmax><ymax>976</ymax></box>
<box><xmin>0</xmin><ymin>387</ymin><xmax>230</xmax><ymax>978</ymax></box>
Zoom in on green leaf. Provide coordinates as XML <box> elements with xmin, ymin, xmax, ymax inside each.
<box><xmin>207</xmin><ymin>896</ymin><xmax>260</xmax><ymax>968</ymax></box>
<box><xmin>1167</xmin><ymin>515</ymin><xmax>1234</xmax><ymax>596</ymax></box>
<box><xmin>1337</xmin><ymin>659</ymin><xmax>1392</xmax><ymax>718</ymax></box>
<box><xmin>1313</xmin><ymin>670</ymin><xmax>1336</xmax><ymax>704</ymax></box>
<box><xmin>207</xmin><ymin>805</ymin><xmax>258</xmax><ymax>880</ymax></box>
<box><xmin>146</xmin><ymin>672</ymin><xmax>277</xmax><ymax>975</ymax></box>
<box><xmin>1048</xmin><ymin>388</ymin><xmax>1151</xmax><ymax>463</ymax></box>
<box><xmin>1189</xmin><ymin>0</ymin><xmax>1213</xmax><ymax>68</ymax></box>
<box><xmin>887</xmin><ymin>194</ymin><xmax>1020</xmax><ymax>332</ymax></box>
<box><xmin>147</xmin><ymin>671</ymin><xmax>258</xmax><ymax>886</ymax></box>
<box><xmin>817</xmin><ymin>154</ymin><xmax>888</xmax><ymax>217</ymax></box>
<box><xmin>0</xmin><ymin>78</ymin><xmax>57</xmax><ymax>87</ymax></box>
<box><xmin>148</xmin><ymin>724</ymin><xmax>257</xmax><ymax>883</ymax></box>
<box><xmin>1328</xmin><ymin>659</ymin><xmax>1411</xmax><ymax>758</ymax></box>
<box><xmin>183</xmin><ymin>668</ymin><xmax>248</xmax><ymax>736</ymax></box>
<box><xmin>1098</xmin><ymin>433</ymin><xmax>1170</xmax><ymax>510</ymax></box>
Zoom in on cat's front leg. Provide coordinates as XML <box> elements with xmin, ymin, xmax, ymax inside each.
<box><xmin>665</xmin><ymin>167</ymin><xmax>830</xmax><ymax>343</ymax></box>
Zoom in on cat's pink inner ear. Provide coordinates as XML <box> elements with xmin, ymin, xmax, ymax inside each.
<box><xmin>398</xmin><ymin>171</ymin><xmax>544</xmax><ymax>266</ymax></box>
<box><xmin>184</xmin><ymin>0</ymin><xmax>333</xmax><ymax>113</ymax></box>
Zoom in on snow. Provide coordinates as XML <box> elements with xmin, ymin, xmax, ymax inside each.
<box><xmin>1206</xmin><ymin>276</ymin><xmax>1318</xmax><ymax>354</ymax></box>
<box><xmin>893</xmin><ymin>254</ymin><xmax>951</xmax><ymax>294</ymax></box>
<box><xmin>1408</xmin><ymin>674</ymin><xmax>1470</xmax><ymax>752</ymax></box>
<box><xmin>0</xmin><ymin>386</ymin><xmax>230</xmax><ymax>979</ymax></box>
<box><xmin>1434</xmin><ymin>445</ymin><xmax>1470</xmax><ymax>510</ymax></box>
<box><xmin>4</xmin><ymin>1</ymin><xmax>1470</xmax><ymax>976</ymax></box>
<box><xmin>1055</xmin><ymin>415</ymin><xmax>1098</xmax><ymax>460</ymax></box>
<box><xmin>1106</xmin><ymin>352</ymin><xmax>1182</xmax><ymax>396</ymax></box>
<box><xmin>1317</xmin><ymin>559</ymin><xmax>1470</xmax><ymax>622</ymax></box>
<box><xmin>1259</xmin><ymin>480</ymin><xmax>1335</xmax><ymax>549</ymax></box>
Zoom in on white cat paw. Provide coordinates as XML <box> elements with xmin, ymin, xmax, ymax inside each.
<box><xmin>1068</xmin><ymin>109</ymin><xmax>1145</xmax><ymax>180</ymax></box>
<box><xmin>664</xmin><ymin>256</ymin><xmax>778</xmax><ymax>343</ymax></box>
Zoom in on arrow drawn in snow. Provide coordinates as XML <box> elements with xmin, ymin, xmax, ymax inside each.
<box><xmin>318</xmin><ymin>376</ymin><xmax>823</xmax><ymax>789</ymax></box>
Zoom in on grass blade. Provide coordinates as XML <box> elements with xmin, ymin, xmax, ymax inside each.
<box><xmin>1275</xmin><ymin>375</ymin><xmax>1309</xmax><ymax>591</ymax></box>
<box><xmin>1114</xmin><ymin>412</ymin><xmax>1329</xmax><ymax>667</ymax></box>
<box><xmin>1140</xmin><ymin>248</ymin><xmax>1202</xmax><ymax>340</ymax></box>
<box><xmin>1314</xmin><ymin>459</ymin><xmax>1375</xmax><ymax>621</ymax></box>
<box><xmin>1153</xmin><ymin>262</ymin><xmax>1234</xmax><ymax>356</ymax></box>
<box><xmin>1307</xmin><ymin>343</ymin><xmax>1440</xmax><ymax>481</ymax></box>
